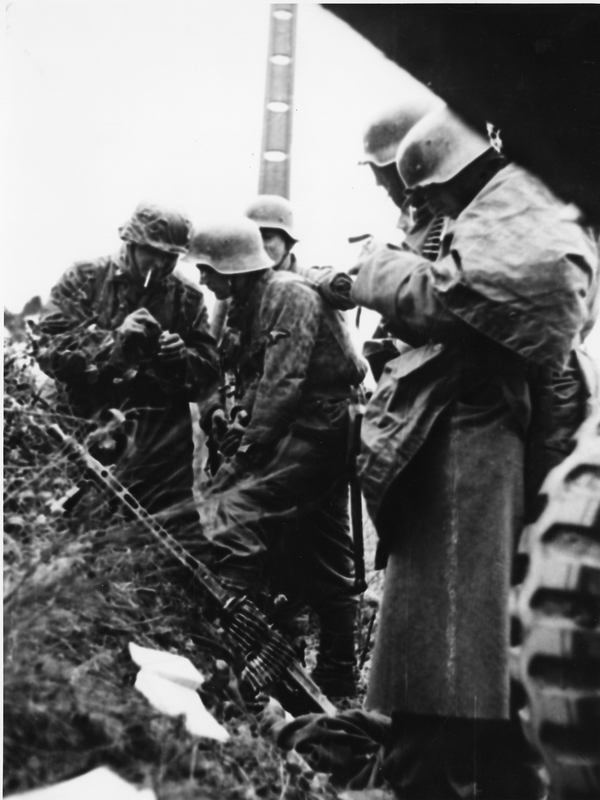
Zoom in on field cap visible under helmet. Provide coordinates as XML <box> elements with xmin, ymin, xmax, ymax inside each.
<box><xmin>361</xmin><ymin>95</ymin><xmax>445</xmax><ymax>167</ymax></box>
<box><xmin>397</xmin><ymin>106</ymin><xmax>491</xmax><ymax>189</ymax></box>
<box><xmin>188</xmin><ymin>217</ymin><xmax>274</xmax><ymax>275</ymax></box>
<box><xmin>244</xmin><ymin>195</ymin><xmax>298</xmax><ymax>242</ymax></box>
<box><xmin>119</xmin><ymin>202</ymin><xmax>191</xmax><ymax>254</ymax></box>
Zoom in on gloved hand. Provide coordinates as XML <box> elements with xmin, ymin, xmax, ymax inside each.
<box><xmin>317</xmin><ymin>272</ymin><xmax>357</xmax><ymax>311</ymax></box>
<box><xmin>350</xmin><ymin>241</ymin><xmax>413</xmax><ymax>321</ymax></box>
<box><xmin>209</xmin><ymin>408</ymin><xmax>229</xmax><ymax>439</ymax></box>
<box><xmin>156</xmin><ymin>331</ymin><xmax>186</xmax><ymax>362</ymax></box>
<box><xmin>117</xmin><ymin>308</ymin><xmax>162</xmax><ymax>340</ymax></box>
<box><xmin>220</xmin><ymin>411</ymin><xmax>250</xmax><ymax>457</ymax></box>
<box><xmin>115</xmin><ymin>308</ymin><xmax>162</xmax><ymax>362</ymax></box>
<box><xmin>199</xmin><ymin>402</ymin><xmax>224</xmax><ymax>435</ymax></box>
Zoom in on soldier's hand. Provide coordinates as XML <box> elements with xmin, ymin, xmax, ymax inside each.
<box><xmin>210</xmin><ymin>409</ymin><xmax>229</xmax><ymax>440</ymax></box>
<box><xmin>115</xmin><ymin>309</ymin><xmax>162</xmax><ymax>363</ymax></box>
<box><xmin>318</xmin><ymin>272</ymin><xmax>356</xmax><ymax>311</ymax></box>
<box><xmin>349</xmin><ymin>239</ymin><xmax>409</xmax><ymax>316</ymax></box>
<box><xmin>199</xmin><ymin>403</ymin><xmax>226</xmax><ymax>436</ymax></box>
<box><xmin>220</xmin><ymin>411</ymin><xmax>250</xmax><ymax>457</ymax></box>
<box><xmin>157</xmin><ymin>331</ymin><xmax>186</xmax><ymax>361</ymax></box>
<box><xmin>118</xmin><ymin>308</ymin><xmax>162</xmax><ymax>340</ymax></box>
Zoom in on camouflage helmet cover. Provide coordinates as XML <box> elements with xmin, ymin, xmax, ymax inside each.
<box><xmin>397</xmin><ymin>106</ymin><xmax>491</xmax><ymax>189</ymax></box>
<box><xmin>361</xmin><ymin>95</ymin><xmax>445</xmax><ymax>167</ymax></box>
<box><xmin>119</xmin><ymin>202</ymin><xmax>191</xmax><ymax>254</ymax></box>
<box><xmin>188</xmin><ymin>217</ymin><xmax>274</xmax><ymax>275</ymax></box>
<box><xmin>244</xmin><ymin>195</ymin><xmax>297</xmax><ymax>242</ymax></box>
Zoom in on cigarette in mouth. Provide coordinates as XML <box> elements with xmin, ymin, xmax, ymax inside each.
<box><xmin>143</xmin><ymin>269</ymin><xmax>153</xmax><ymax>288</ymax></box>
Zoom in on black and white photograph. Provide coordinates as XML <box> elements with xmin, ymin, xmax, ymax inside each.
<box><xmin>4</xmin><ymin>3</ymin><xmax>600</xmax><ymax>799</ymax></box>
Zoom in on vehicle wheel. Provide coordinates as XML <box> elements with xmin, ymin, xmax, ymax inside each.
<box><xmin>511</xmin><ymin>413</ymin><xmax>600</xmax><ymax>799</ymax></box>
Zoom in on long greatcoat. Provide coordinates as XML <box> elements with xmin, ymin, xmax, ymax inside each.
<box><xmin>351</xmin><ymin>164</ymin><xmax>597</xmax><ymax>720</ymax></box>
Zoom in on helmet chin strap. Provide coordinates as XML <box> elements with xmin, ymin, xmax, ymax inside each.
<box><xmin>273</xmin><ymin>247</ymin><xmax>293</xmax><ymax>271</ymax></box>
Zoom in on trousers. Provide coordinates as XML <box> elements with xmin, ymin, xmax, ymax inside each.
<box><xmin>207</xmin><ymin>430</ymin><xmax>357</xmax><ymax>616</ymax></box>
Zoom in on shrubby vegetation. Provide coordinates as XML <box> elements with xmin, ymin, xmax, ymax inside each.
<box><xmin>4</xmin><ymin>336</ymin><xmax>344</xmax><ymax>799</ymax></box>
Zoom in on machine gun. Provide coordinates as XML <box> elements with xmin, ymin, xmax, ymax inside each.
<box><xmin>45</xmin><ymin>420</ymin><xmax>337</xmax><ymax>718</ymax></box>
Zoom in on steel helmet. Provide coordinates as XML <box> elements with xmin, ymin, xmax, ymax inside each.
<box><xmin>244</xmin><ymin>195</ymin><xmax>298</xmax><ymax>242</ymax></box>
<box><xmin>119</xmin><ymin>202</ymin><xmax>191</xmax><ymax>254</ymax></box>
<box><xmin>361</xmin><ymin>95</ymin><xmax>445</xmax><ymax>167</ymax></box>
<box><xmin>397</xmin><ymin>106</ymin><xmax>492</xmax><ymax>189</ymax></box>
<box><xmin>188</xmin><ymin>218</ymin><xmax>274</xmax><ymax>275</ymax></box>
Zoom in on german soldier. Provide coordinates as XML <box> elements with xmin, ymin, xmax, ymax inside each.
<box><xmin>192</xmin><ymin>217</ymin><xmax>367</xmax><ymax>698</ymax></box>
<box><xmin>36</xmin><ymin>202</ymin><xmax>219</xmax><ymax>537</ymax></box>
<box><xmin>350</xmin><ymin>106</ymin><xmax>597</xmax><ymax>798</ymax></box>
<box><xmin>359</xmin><ymin>95</ymin><xmax>446</xmax><ymax>381</ymax></box>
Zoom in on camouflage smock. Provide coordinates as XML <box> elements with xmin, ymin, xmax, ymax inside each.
<box><xmin>209</xmin><ymin>255</ymin><xmax>354</xmax><ymax>343</ymax></box>
<box><xmin>220</xmin><ymin>270</ymin><xmax>366</xmax><ymax>455</ymax></box>
<box><xmin>36</xmin><ymin>247</ymin><xmax>219</xmax><ymax>519</ymax></box>
<box><xmin>37</xmin><ymin>246</ymin><xmax>219</xmax><ymax>415</ymax></box>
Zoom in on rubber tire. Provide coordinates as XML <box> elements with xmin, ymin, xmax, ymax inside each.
<box><xmin>511</xmin><ymin>413</ymin><xmax>600</xmax><ymax>799</ymax></box>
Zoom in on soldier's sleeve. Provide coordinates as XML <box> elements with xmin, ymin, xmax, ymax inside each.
<box><xmin>295</xmin><ymin>264</ymin><xmax>356</xmax><ymax>311</ymax></box>
<box><xmin>351</xmin><ymin>235</ymin><xmax>596</xmax><ymax>367</ymax></box>
<box><xmin>36</xmin><ymin>263</ymin><xmax>119</xmax><ymax>384</ymax></box>
<box><xmin>350</xmin><ymin>241</ymin><xmax>459</xmax><ymax>347</ymax></box>
<box><xmin>238</xmin><ymin>282</ymin><xmax>320</xmax><ymax>452</ymax></box>
<box><xmin>151</xmin><ymin>286</ymin><xmax>219</xmax><ymax>401</ymax></box>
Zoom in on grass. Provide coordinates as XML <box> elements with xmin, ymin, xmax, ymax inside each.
<box><xmin>3</xmin><ymin>337</ymin><xmax>381</xmax><ymax>799</ymax></box>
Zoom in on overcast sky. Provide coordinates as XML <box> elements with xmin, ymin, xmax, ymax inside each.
<box><xmin>3</xmin><ymin>0</ymin><xmax>599</xmax><ymax>360</ymax></box>
<box><xmin>3</xmin><ymin>2</ymin><xmax>426</xmax><ymax>307</ymax></box>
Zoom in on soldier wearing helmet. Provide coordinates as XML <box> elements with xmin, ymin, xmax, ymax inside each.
<box><xmin>244</xmin><ymin>194</ymin><xmax>356</xmax><ymax>311</ymax></box>
<box><xmin>349</xmin><ymin>106</ymin><xmax>598</xmax><ymax>797</ymax></box>
<box><xmin>361</xmin><ymin>95</ymin><xmax>443</xmax><ymax>217</ymax></box>
<box><xmin>244</xmin><ymin>195</ymin><xmax>298</xmax><ymax>272</ymax></box>
<box><xmin>358</xmin><ymin>96</ymin><xmax>447</xmax><ymax>382</ymax></box>
<box><xmin>191</xmin><ymin>217</ymin><xmax>367</xmax><ymax>698</ymax></box>
<box><xmin>36</xmin><ymin>202</ymin><xmax>219</xmax><ymax>539</ymax></box>
<box><xmin>210</xmin><ymin>196</ymin><xmax>355</xmax><ymax>346</ymax></box>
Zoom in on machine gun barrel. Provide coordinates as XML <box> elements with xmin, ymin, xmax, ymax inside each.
<box><xmin>46</xmin><ymin>421</ymin><xmax>336</xmax><ymax>716</ymax></box>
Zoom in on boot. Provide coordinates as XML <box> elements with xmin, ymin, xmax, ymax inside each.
<box><xmin>381</xmin><ymin>713</ymin><xmax>545</xmax><ymax>800</ymax></box>
<box><xmin>311</xmin><ymin>603</ymin><xmax>359</xmax><ymax>698</ymax></box>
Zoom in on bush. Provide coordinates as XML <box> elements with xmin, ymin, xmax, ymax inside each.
<box><xmin>3</xmin><ymin>337</ymin><xmax>338</xmax><ymax>799</ymax></box>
